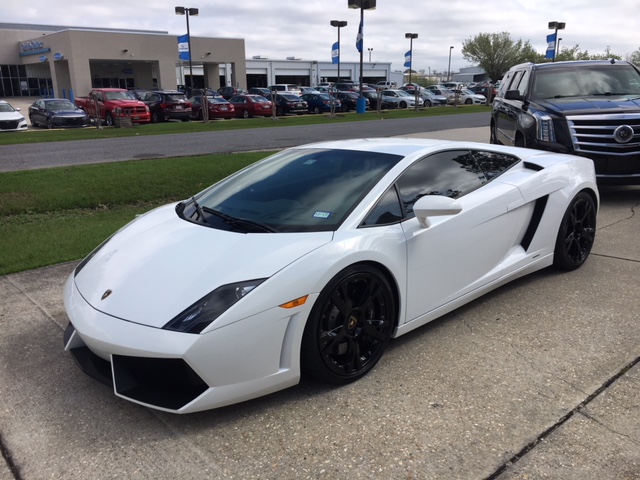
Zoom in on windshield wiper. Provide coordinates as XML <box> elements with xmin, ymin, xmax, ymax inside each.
<box><xmin>189</xmin><ymin>196</ymin><xmax>209</xmax><ymax>224</ymax></box>
<box><xmin>202</xmin><ymin>206</ymin><xmax>277</xmax><ymax>233</ymax></box>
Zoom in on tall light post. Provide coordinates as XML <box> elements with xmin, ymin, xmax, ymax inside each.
<box><xmin>368</xmin><ymin>47</ymin><xmax>373</xmax><ymax>62</ymax></box>
<box><xmin>349</xmin><ymin>0</ymin><xmax>376</xmax><ymax>114</ymax></box>
<box><xmin>447</xmin><ymin>45</ymin><xmax>454</xmax><ymax>82</ymax></box>
<box><xmin>175</xmin><ymin>6</ymin><xmax>199</xmax><ymax>93</ymax></box>
<box><xmin>548</xmin><ymin>21</ymin><xmax>565</xmax><ymax>62</ymax></box>
<box><xmin>405</xmin><ymin>33</ymin><xmax>418</xmax><ymax>85</ymax></box>
<box><xmin>330</xmin><ymin>20</ymin><xmax>347</xmax><ymax>82</ymax></box>
<box><xmin>557</xmin><ymin>37</ymin><xmax>563</xmax><ymax>57</ymax></box>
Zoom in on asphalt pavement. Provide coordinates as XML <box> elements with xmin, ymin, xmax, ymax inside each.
<box><xmin>0</xmin><ymin>109</ymin><xmax>639</xmax><ymax>479</ymax></box>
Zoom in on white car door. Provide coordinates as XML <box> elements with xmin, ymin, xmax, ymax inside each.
<box><xmin>398</xmin><ymin>150</ymin><xmax>525</xmax><ymax>323</ymax></box>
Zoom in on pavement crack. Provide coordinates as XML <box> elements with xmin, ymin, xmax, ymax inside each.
<box><xmin>482</xmin><ymin>354</ymin><xmax>640</xmax><ymax>480</ymax></box>
<box><xmin>0</xmin><ymin>431</ymin><xmax>23</xmax><ymax>480</ymax></box>
<box><xmin>577</xmin><ymin>410</ymin><xmax>640</xmax><ymax>447</ymax></box>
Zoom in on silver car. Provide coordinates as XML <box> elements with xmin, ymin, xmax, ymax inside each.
<box><xmin>382</xmin><ymin>89</ymin><xmax>423</xmax><ymax>108</ymax></box>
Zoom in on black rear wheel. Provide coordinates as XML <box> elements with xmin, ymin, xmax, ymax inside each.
<box><xmin>553</xmin><ymin>192</ymin><xmax>596</xmax><ymax>271</ymax></box>
<box><xmin>301</xmin><ymin>265</ymin><xmax>396</xmax><ymax>384</ymax></box>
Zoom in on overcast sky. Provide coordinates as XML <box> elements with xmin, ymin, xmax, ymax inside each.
<box><xmin>3</xmin><ymin>0</ymin><xmax>639</xmax><ymax>74</ymax></box>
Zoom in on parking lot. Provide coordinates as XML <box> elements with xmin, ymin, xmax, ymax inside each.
<box><xmin>0</xmin><ymin>121</ymin><xmax>639</xmax><ymax>479</ymax></box>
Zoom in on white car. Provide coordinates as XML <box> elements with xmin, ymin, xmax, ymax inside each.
<box><xmin>0</xmin><ymin>100</ymin><xmax>28</xmax><ymax>132</ymax></box>
<box><xmin>64</xmin><ymin>138</ymin><xmax>598</xmax><ymax>413</ymax></box>
<box><xmin>382</xmin><ymin>89</ymin><xmax>423</xmax><ymax>108</ymax></box>
<box><xmin>454</xmin><ymin>89</ymin><xmax>487</xmax><ymax>105</ymax></box>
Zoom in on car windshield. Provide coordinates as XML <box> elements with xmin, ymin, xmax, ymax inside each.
<box><xmin>0</xmin><ymin>103</ymin><xmax>15</xmax><ymax>112</ymax></box>
<box><xmin>104</xmin><ymin>91</ymin><xmax>137</xmax><ymax>101</ymax></box>
<box><xmin>46</xmin><ymin>100</ymin><xmax>76</xmax><ymax>111</ymax></box>
<box><xmin>532</xmin><ymin>64</ymin><xmax>640</xmax><ymax>99</ymax></box>
<box><xmin>182</xmin><ymin>148</ymin><xmax>403</xmax><ymax>232</ymax></box>
<box><xmin>280</xmin><ymin>94</ymin><xmax>300</xmax><ymax>100</ymax></box>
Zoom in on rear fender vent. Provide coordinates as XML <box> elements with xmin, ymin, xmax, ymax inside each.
<box><xmin>521</xmin><ymin>195</ymin><xmax>549</xmax><ymax>251</ymax></box>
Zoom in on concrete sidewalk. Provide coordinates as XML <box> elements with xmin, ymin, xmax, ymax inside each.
<box><xmin>1</xmin><ymin>130</ymin><xmax>639</xmax><ymax>479</ymax></box>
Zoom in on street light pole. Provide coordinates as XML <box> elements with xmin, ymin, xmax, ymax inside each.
<box><xmin>175</xmin><ymin>6</ymin><xmax>199</xmax><ymax>94</ymax></box>
<box><xmin>330</xmin><ymin>20</ymin><xmax>347</xmax><ymax>83</ymax></box>
<box><xmin>368</xmin><ymin>47</ymin><xmax>373</xmax><ymax>62</ymax></box>
<box><xmin>348</xmin><ymin>0</ymin><xmax>376</xmax><ymax>114</ymax></box>
<box><xmin>447</xmin><ymin>45</ymin><xmax>454</xmax><ymax>82</ymax></box>
<box><xmin>548</xmin><ymin>21</ymin><xmax>565</xmax><ymax>62</ymax></box>
<box><xmin>405</xmin><ymin>33</ymin><xmax>418</xmax><ymax>85</ymax></box>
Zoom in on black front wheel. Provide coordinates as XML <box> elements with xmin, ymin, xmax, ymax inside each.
<box><xmin>301</xmin><ymin>265</ymin><xmax>396</xmax><ymax>384</ymax></box>
<box><xmin>553</xmin><ymin>192</ymin><xmax>597</xmax><ymax>271</ymax></box>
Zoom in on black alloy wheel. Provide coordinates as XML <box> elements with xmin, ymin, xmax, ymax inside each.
<box><xmin>313</xmin><ymin>106</ymin><xmax>321</xmax><ymax>114</ymax></box>
<box><xmin>151</xmin><ymin>110</ymin><xmax>161</xmax><ymax>123</ymax></box>
<box><xmin>301</xmin><ymin>265</ymin><xmax>396</xmax><ymax>384</ymax></box>
<box><xmin>553</xmin><ymin>192</ymin><xmax>597</xmax><ymax>271</ymax></box>
<box><xmin>105</xmin><ymin>112</ymin><xmax>114</xmax><ymax>127</ymax></box>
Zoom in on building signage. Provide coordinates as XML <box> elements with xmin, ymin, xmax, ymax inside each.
<box><xmin>19</xmin><ymin>39</ymin><xmax>51</xmax><ymax>57</ymax></box>
<box><xmin>54</xmin><ymin>52</ymin><xmax>64</xmax><ymax>60</ymax></box>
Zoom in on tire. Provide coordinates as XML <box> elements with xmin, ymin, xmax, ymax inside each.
<box><xmin>197</xmin><ymin>109</ymin><xmax>204</xmax><ymax>120</ymax></box>
<box><xmin>399</xmin><ymin>101</ymin><xmax>407</xmax><ymax>108</ymax></box>
<box><xmin>553</xmin><ymin>192</ymin><xmax>596</xmax><ymax>271</ymax></box>
<box><xmin>489</xmin><ymin>123</ymin><xmax>498</xmax><ymax>144</ymax></box>
<box><xmin>276</xmin><ymin>106</ymin><xmax>284</xmax><ymax>116</ymax></box>
<box><xmin>301</xmin><ymin>264</ymin><xmax>396</xmax><ymax>384</ymax></box>
<box><xmin>46</xmin><ymin>118</ymin><xmax>54</xmax><ymax>129</ymax></box>
<box><xmin>465</xmin><ymin>98</ymin><xmax>473</xmax><ymax>105</ymax></box>
<box><xmin>515</xmin><ymin>135</ymin><xmax>525</xmax><ymax>148</ymax></box>
<box><xmin>151</xmin><ymin>110</ymin><xmax>161</xmax><ymax>123</ymax></box>
<box><xmin>342</xmin><ymin>104</ymin><xmax>350</xmax><ymax>113</ymax></box>
<box><xmin>242</xmin><ymin>109</ymin><xmax>250</xmax><ymax>119</ymax></box>
<box><xmin>313</xmin><ymin>106</ymin><xmax>320</xmax><ymax>114</ymax></box>
<box><xmin>105</xmin><ymin>112</ymin><xmax>114</xmax><ymax>127</ymax></box>
<box><xmin>424</xmin><ymin>100</ymin><xmax>431</xmax><ymax>107</ymax></box>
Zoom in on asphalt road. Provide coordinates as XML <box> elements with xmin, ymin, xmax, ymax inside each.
<box><xmin>0</xmin><ymin>112</ymin><xmax>489</xmax><ymax>172</ymax></box>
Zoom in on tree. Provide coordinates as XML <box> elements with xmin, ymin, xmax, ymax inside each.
<box><xmin>631</xmin><ymin>47</ymin><xmax>640</xmax><ymax>66</ymax></box>
<box><xmin>461</xmin><ymin>32</ymin><xmax>535</xmax><ymax>81</ymax></box>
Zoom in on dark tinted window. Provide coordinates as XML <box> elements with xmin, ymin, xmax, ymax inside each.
<box><xmin>396</xmin><ymin>150</ymin><xmax>485</xmax><ymax>216</ymax></box>
<box><xmin>362</xmin><ymin>187</ymin><xmax>403</xmax><ymax>227</ymax></box>
<box><xmin>471</xmin><ymin>150</ymin><xmax>520</xmax><ymax>180</ymax></box>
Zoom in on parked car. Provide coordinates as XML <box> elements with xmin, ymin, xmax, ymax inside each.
<box><xmin>188</xmin><ymin>95</ymin><xmax>235</xmax><ymax>120</ymax></box>
<box><xmin>63</xmin><ymin>138</ymin><xmax>598</xmax><ymax>413</ymax></box>
<box><xmin>491</xmin><ymin>59</ymin><xmax>640</xmax><ymax>184</ymax></box>
<box><xmin>452</xmin><ymin>89</ymin><xmax>487</xmax><ymax>105</ymax></box>
<box><xmin>274</xmin><ymin>93</ymin><xmax>308</xmax><ymax>115</ymax></box>
<box><xmin>28</xmin><ymin>98</ymin><xmax>90</xmax><ymax>128</ymax></box>
<box><xmin>426</xmin><ymin>87</ymin><xmax>457</xmax><ymax>104</ymax></box>
<box><xmin>268</xmin><ymin>84</ymin><xmax>302</xmax><ymax>95</ymax></box>
<box><xmin>335</xmin><ymin>82</ymin><xmax>357</xmax><ymax>92</ymax></box>
<box><xmin>218</xmin><ymin>86</ymin><xmax>247</xmax><ymax>100</ymax></box>
<box><xmin>142</xmin><ymin>91</ymin><xmax>192</xmax><ymax>122</ymax></box>
<box><xmin>248</xmin><ymin>87</ymin><xmax>271</xmax><ymax>97</ymax></box>
<box><xmin>469</xmin><ymin>84</ymin><xmax>497</xmax><ymax>102</ymax></box>
<box><xmin>418</xmin><ymin>90</ymin><xmax>447</xmax><ymax>107</ymax></box>
<box><xmin>376</xmin><ymin>80</ymin><xmax>397</xmax><ymax>88</ymax></box>
<box><xmin>382</xmin><ymin>89</ymin><xmax>423</xmax><ymax>108</ymax></box>
<box><xmin>0</xmin><ymin>100</ymin><xmax>28</xmax><ymax>132</ymax></box>
<box><xmin>75</xmin><ymin>88</ymin><xmax>150</xmax><ymax>126</ymax></box>
<box><xmin>336</xmin><ymin>91</ymin><xmax>368</xmax><ymax>112</ymax></box>
<box><xmin>361</xmin><ymin>90</ymin><xmax>398</xmax><ymax>110</ymax></box>
<box><xmin>300</xmin><ymin>87</ymin><xmax>322</xmax><ymax>95</ymax></box>
<box><xmin>300</xmin><ymin>93</ymin><xmax>341</xmax><ymax>114</ymax></box>
<box><xmin>228</xmin><ymin>94</ymin><xmax>273</xmax><ymax>118</ymax></box>
<box><xmin>129</xmin><ymin>88</ymin><xmax>151</xmax><ymax>100</ymax></box>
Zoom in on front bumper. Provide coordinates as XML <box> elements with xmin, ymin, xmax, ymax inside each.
<box><xmin>63</xmin><ymin>274</ymin><xmax>314</xmax><ymax>413</ymax></box>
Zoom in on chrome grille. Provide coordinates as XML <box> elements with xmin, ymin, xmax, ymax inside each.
<box><xmin>567</xmin><ymin>113</ymin><xmax>640</xmax><ymax>156</ymax></box>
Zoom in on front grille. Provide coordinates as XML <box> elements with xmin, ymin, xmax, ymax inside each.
<box><xmin>0</xmin><ymin>120</ymin><xmax>20</xmax><ymax>130</ymax></box>
<box><xmin>567</xmin><ymin>113</ymin><xmax>640</xmax><ymax>156</ymax></box>
<box><xmin>121</xmin><ymin>106</ymin><xmax>148</xmax><ymax>115</ymax></box>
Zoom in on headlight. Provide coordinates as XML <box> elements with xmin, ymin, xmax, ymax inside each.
<box><xmin>163</xmin><ymin>279</ymin><xmax>267</xmax><ymax>334</ymax></box>
<box><xmin>534</xmin><ymin>112</ymin><xmax>556</xmax><ymax>143</ymax></box>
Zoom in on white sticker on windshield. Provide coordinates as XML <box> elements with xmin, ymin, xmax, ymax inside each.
<box><xmin>313</xmin><ymin>211</ymin><xmax>332</xmax><ymax>219</ymax></box>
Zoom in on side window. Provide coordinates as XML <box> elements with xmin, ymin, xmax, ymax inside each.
<box><xmin>513</xmin><ymin>69</ymin><xmax>530</xmax><ymax>96</ymax></box>
<box><xmin>471</xmin><ymin>150</ymin><xmax>520</xmax><ymax>180</ymax></box>
<box><xmin>497</xmin><ymin>71</ymin><xmax>514</xmax><ymax>97</ymax></box>
<box><xmin>361</xmin><ymin>187</ymin><xmax>403</xmax><ymax>227</ymax></box>
<box><xmin>396</xmin><ymin>150</ymin><xmax>486</xmax><ymax>217</ymax></box>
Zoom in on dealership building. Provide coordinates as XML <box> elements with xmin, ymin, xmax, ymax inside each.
<box><xmin>0</xmin><ymin>23</ymin><xmax>398</xmax><ymax>99</ymax></box>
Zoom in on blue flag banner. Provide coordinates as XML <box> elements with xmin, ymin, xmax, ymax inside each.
<box><xmin>178</xmin><ymin>34</ymin><xmax>190</xmax><ymax>61</ymax></box>
<box><xmin>356</xmin><ymin>19</ymin><xmax>363</xmax><ymax>53</ymax></box>
<box><xmin>404</xmin><ymin>50</ymin><xmax>412</xmax><ymax>68</ymax></box>
<box><xmin>332</xmin><ymin>42</ymin><xmax>340</xmax><ymax>64</ymax></box>
<box><xmin>545</xmin><ymin>32</ymin><xmax>556</xmax><ymax>59</ymax></box>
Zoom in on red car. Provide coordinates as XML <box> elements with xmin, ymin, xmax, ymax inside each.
<box><xmin>188</xmin><ymin>96</ymin><xmax>235</xmax><ymax>120</ymax></box>
<box><xmin>228</xmin><ymin>94</ymin><xmax>273</xmax><ymax>118</ymax></box>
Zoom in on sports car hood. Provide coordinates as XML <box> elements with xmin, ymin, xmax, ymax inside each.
<box><xmin>535</xmin><ymin>96</ymin><xmax>640</xmax><ymax>115</ymax></box>
<box><xmin>74</xmin><ymin>204</ymin><xmax>333</xmax><ymax>328</ymax></box>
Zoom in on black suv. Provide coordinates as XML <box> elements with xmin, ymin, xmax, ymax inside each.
<box><xmin>142</xmin><ymin>91</ymin><xmax>191</xmax><ymax>123</ymax></box>
<box><xmin>491</xmin><ymin>60</ymin><xmax>640</xmax><ymax>184</ymax></box>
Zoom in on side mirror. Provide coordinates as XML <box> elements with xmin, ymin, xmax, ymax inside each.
<box><xmin>414</xmin><ymin>195</ymin><xmax>462</xmax><ymax>228</ymax></box>
<box><xmin>504</xmin><ymin>90</ymin><xmax>524</xmax><ymax>101</ymax></box>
